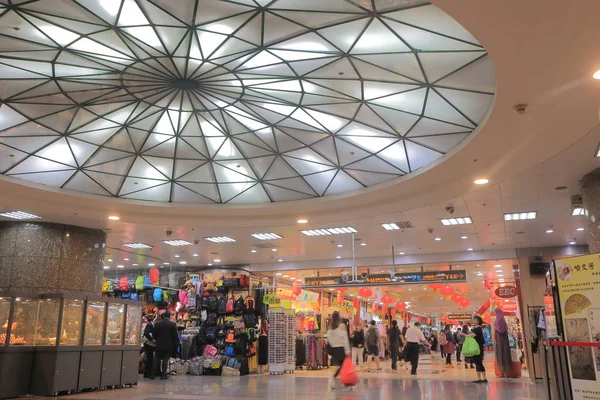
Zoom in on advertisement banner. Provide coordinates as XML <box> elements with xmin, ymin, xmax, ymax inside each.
<box><xmin>554</xmin><ymin>254</ymin><xmax>600</xmax><ymax>400</ymax></box>
<box><xmin>304</xmin><ymin>270</ymin><xmax>466</xmax><ymax>287</ymax></box>
<box><xmin>275</xmin><ymin>288</ymin><xmax>320</xmax><ymax>303</ymax></box>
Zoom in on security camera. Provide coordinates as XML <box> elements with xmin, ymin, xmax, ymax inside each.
<box><xmin>427</xmin><ymin>228</ymin><xmax>434</xmax><ymax>234</ymax></box>
<box><xmin>166</xmin><ymin>230</ymin><xmax>172</xmax><ymax>237</ymax></box>
<box><xmin>445</xmin><ymin>206</ymin><xmax>455</xmax><ymax>214</ymax></box>
<box><xmin>193</xmin><ymin>240</ymin><xmax>199</xmax><ymax>245</ymax></box>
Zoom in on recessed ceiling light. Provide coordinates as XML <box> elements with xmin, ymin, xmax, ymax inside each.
<box><xmin>132</xmin><ymin>263</ymin><xmax>138</xmax><ymax>266</ymax></box>
<box><xmin>301</xmin><ymin>227</ymin><xmax>357</xmax><ymax>236</ymax></box>
<box><xmin>328</xmin><ymin>273</ymin><xmax>332</xmax><ymax>276</ymax></box>
<box><xmin>461</xmin><ymin>236</ymin><xmax>468</xmax><ymax>239</ymax></box>
<box><xmin>474</xmin><ymin>178</ymin><xmax>489</xmax><ymax>185</ymax></box>
<box><xmin>495</xmin><ymin>264</ymin><xmax>502</xmax><ymax>268</ymax></box>
<box><xmin>162</xmin><ymin>239</ymin><xmax>193</xmax><ymax>246</ymax></box>
<box><xmin>594</xmin><ymin>70</ymin><xmax>600</xmax><ymax>79</ymax></box>
<box><xmin>205</xmin><ymin>236</ymin><xmax>236</xmax><ymax>243</ymax></box>
<box><xmin>275</xmin><ymin>273</ymin><xmax>282</xmax><ymax>276</ymax></box>
<box><xmin>497</xmin><ymin>274</ymin><xmax>504</xmax><ymax>277</ymax></box>
<box><xmin>174</xmin><ymin>255</ymin><xmax>180</xmax><ymax>258</ymax></box>
<box><xmin>124</xmin><ymin>258</ymin><xmax>129</xmax><ymax>261</ymax></box>
<box><xmin>271</xmin><ymin>248</ymin><xmax>277</xmax><ymax>252</ymax></box>
<box><xmin>337</xmin><ymin>244</ymin><xmax>343</xmax><ymax>248</ymax></box>
<box><xmin>336</xmin><ymin>256</ymin><xmax>342</xmax><ymax>259</ymax></box>
<box><xmin>251</xmin><ymin>233</ymin><xmax>283</xmax><ymax>240</ymax></box>
<box><xmin>193</xmin><ymin>253</ymin><xmax>199</xmax><ymax>257</ymax></box>
<box><xmin>289</xmin><ymin>277</ymin><xmax>295</xmax><ymax>280</ymax></box>
<box><xmin>434</xmin><ymin>237</ymin><xmax>441</xmax><ymax>241</ymax></box>
<box><xmin>576</xmin><ymin>227</ymin><xmax>585</xmax><ymax>231</ymax></box>
<box><xmin>569</xmin><ymin>241</ymin><xmax>576</xmax><ymax>245</ymax></box>
<box><xmin>0</xmin><ymin>211</ymin><xmax>41</xmax><ymax>220</ymax></box>
<box><xmin>408</xmin><ymin>288</ymin><xmax>412</xmax><ymax>291</ymax></box>
<box><xmin>163</xmin><ymin>262</ymin><xmax>169</xmax><ymax>265</ymax></box>
<box><xmin>278</xmin><ymin>259</ymin><xmax>283</xmax><ymax>262</ymax></box>
<box><xmin>297</xmin><ymin>219</ymin><xmax>308</xmax><ymax>224</ymax></box>
<box><xmin>250</xmin><ymin>249</ymin><xmax>257</xmax><ymax>253</ymax></box>
<box><xmin>572</xmin><ymin>208</ymin><xmax>587</xmax><ymax>216</ymax></box>
<box><xmin>148</xmin><ymin>263</ymin><xmax>155</xmax><ymax>267</ymax></box>
<box><xmin>399</xmin><ymin>252</ymin><xmax>405</xmax><ymax>255</ymax></box>
<box><xmin>122</xmin><ymin>242</ymin><xmax>153</xmax><ymax>249</ymax></box>
<box><xmin>207</xmin><ymin>263</ymin><xmax>213</xmax><ymax>266</ymax></box>
<box><xmin>350</xmin><ymin>294</ymin><xmax>354</xmax><ymax>296</ymax></box>
<box><xmin>504</xmin><ymin>212</ymin><xmax>537</xmax><ymax>221</ymax></box>
<box><xmin>103</xmin><ymin>266</ymin><xmax>110</xmax><ymax>269</ymax></box>
<box><xmin>467</xmin><ymin>248</ymin><xmax>473</xmax><ymax>251</ymax></box>
<box><xmin>441</xmin><ymin>218</ymin><xmax>473</xmax><ymax>226</ymax></box>
<box><xmin>546</xmin><ymin>229</ymin><xmax>554</xmax><ymax>233</ymax></box>
<box><xmin>360</xmin><ymin>243</ymin><xmax>367</xmax><ymax>246</ymax></box>
<box><xmin>498</xmin><ymin>278</ymin><xmax>506</xmax><ymax>282</ymax></box>
<box><xmin>108</xmin><ymin>215</ymin><xmax>120</xmax><ymax>221</ymax></box>
<box><xmin>283</xmin><ymin>275</ymin><xmax>289</xmax><ymax>277</ymax></box>
<box><xmin>329</xmin><ymin>288</ymin><xmax>334</xmax><ymax>291</ymax></box>
<box><xmin>213</xmin><ymin>259</ymin><xmax>221</xmax><ymax>262</ymax></box>
<box><xmin>117</xmin><ymin>264</ymin><xmax>124</xmax><ymax>268</ymax></box>
<box><xmin>179</xmin><ymin>261</ymin><xmax>187</xmax><ymax>265</ymax></box>
<box><xmin>107</xmin><ymin>259</ymin><xmax>113</xmax><ymax>262</ymax></box>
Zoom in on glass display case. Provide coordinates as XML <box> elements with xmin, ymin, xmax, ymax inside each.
<box><xmin>0</xmin><ymin>296</ymin><xmax>10</xmax><ymax>346</ymax></box>
<box><xmin>33</xmin><ymin>299</ymin><xmax>60</xmax><ymax>346</ymax></box>
<box><xmin>60</xmin><ymin>299</ymin><xmax>84</xmax><ymax>346</ymax></box>
<box><xmin>83</xmin><ymin>301</ymin><xmax>105</xmax><ymax>346</ymax></box>
<box><xmin>124</xmin><ymin>305</ymin><xmax>142</xmax><ymax>346</ymax></box>
<box><xmin>104</xmin><ymin>303</ymin><xmax>124</xmax><ymax>346</ymax></box>
<box><xmin>10</xmin><ymin>297</ymin><xmax>40</xmax><ymax>346</ymax></box>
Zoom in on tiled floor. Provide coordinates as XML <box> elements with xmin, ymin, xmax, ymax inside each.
<box><xmin>37</xmin><ymin>355</ymin><xmax>547</xmax><ymax>400</ymax></box>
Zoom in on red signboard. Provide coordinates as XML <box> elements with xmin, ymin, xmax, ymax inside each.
<box><xmin>495</xmin><ymin>286</ymin><xmax>517</xmax><ymax>299</ymax></box>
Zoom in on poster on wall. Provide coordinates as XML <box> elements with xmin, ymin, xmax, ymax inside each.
<box><xmin>554</xmin><ymin>254</ymin><xmax>600</xmax><ymax>400</ymax></box>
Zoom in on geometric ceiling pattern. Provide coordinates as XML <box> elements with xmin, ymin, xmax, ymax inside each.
<box><xmin>0</xmin><ymin>0</ymin><xmax>495</xmax><ymax>203</ymax></box>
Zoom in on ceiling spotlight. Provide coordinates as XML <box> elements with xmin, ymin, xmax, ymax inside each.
<box><xmin>569</xmin><ymin>241</ymin><xmax>576</xmax><ymax>245</ymax></box>
<box><xmin>360</xmin><ymin>243</ymin><xmax>367</xmax><ymax>246</ymax></box>
<box><xmin>297</xmin><ymin>219</ymin><xmax>308</xmax><ymax>224</ymax></box>
<box><xmin>271</xmin><ymin>248</ymin><xmax>277</xmax><ymax>252</ymax></box>
<box><xmin>434</xmin><ymin>237</ymin><xmax>441</xmax><ymax>241</ymax></box>
<box><xmin>278</xmin><ymin>259</ymin><xmax>283</xmax><ymax>262</ymax></box>
<box><xmin>193</xmin><ymin>253</ymin><xmax>199</xmax><ymax>257</ymax></box>
<box><xmin>108</xmin><ymin>215</ymin><xmax>120</xmax><ymax>221</ymax></box>
<box><xmin>594</xmin><ymin>70</ymin><xmax>600</xmax><ymax>80</ymax></box>
<box><xmin>576</xmin><ymin>227</ymin><xmax>585</xmax><ymax>231</ymax></box>
<box><xmin>546</xmin><ymin>229</ymin><xmax>554</xmax><ymax>233</ymax></box>
<box><xmin>461</xmin><ymin>236</ymin><xmax>468</xmax><ymax>239</ymax></box>
<box><xmin>213</xmin><ymin>259</ymin><xmax>221</xmax><ymax>262</ymax></box>
<box><xmin>250</xmin><ymin>249</ymin><xmax>257</xmax><ymax>253</ymax></box>
<box><xmin>337</xmin><ymin>244</ymin><xmax>343</xmax><ymax>248</ymax></box>
<box><xmin>336</xmin><ymin>256</ymin><xmax>341</xmax><ymax>259</ymax></box>
<box><xmin>467</xmin><ymin>248</ymin><xmax>473</xmax><ymax>251</ymax></box>
<box><xmin>399</xmin><ymin>252</ymin><xmax>405</xmax><ymax>255</ymax></box>
<box><xmin>174</xmin><ymin>255</ymin><xmax>180</xmax><ymax>258</ymax></box>
<box><xmin>474</xmin><ymin>178</ymin><xmax>489</xmax><ymax>185</ymax></box>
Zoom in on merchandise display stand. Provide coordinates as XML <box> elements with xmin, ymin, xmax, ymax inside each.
<box><xmin>285</xmin><ymin>312</ymin><xmax>295</xmax><ymax>373</ymax></box>
<box><xmin>268</xmin><ymin>308</ymin><xmax>287</xmax><ymax>375</ymax></box>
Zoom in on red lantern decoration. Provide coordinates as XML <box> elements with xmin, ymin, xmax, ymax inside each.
<box><xmin>119</xmin><ymin>276</ymin><xmax>129</xmax><ymax>291</ymax></box>
<box><xmin>353</xmin><ymin>297</ymin><xmax>360</xmax><ymax>308</ymax></box>
<box><xmin>417</xmin><ymin>315</ymin><xmax>422</xmax><ymax>323</ymax></box>
<box><xmin>381</xmin><ymin>295</ymin><xmax>393</xmax><ymax>305</ymax></box>
<box><xmin>440</xmin><ymin>285</ymin><xmax>453</xmax><ymax>296</ymax></box>
<box><xmin>337</xmin><ymin>291</ymin><xmax>344</xmax><ymax>305</ymax></box>
<box><xmin>451</xmin><ymin>293</ymin><xmax>461</xmax><ymax>303</ymax></box>
<box><xmin>391</xmin><ymin>308</ymin><xmax>397</xmax><ymax>316</ymax></box>
<box><xmin>406</xmin><ymin>312</ymin><xmax>412</xmax><ymax>321</ymax></box>
<box><xmin>373</xmin><ymin>303</ymin><xmax>379</xmax><ymax>312</ymax></box>
<box><xmin>359</xmin><ymin>288</ymin><xmax>373</xmax><ymax>298</ymax></box>
<box><xmin>426</xmin><ymin>317</ymin><xmax>431</xmax><ymax>325</ymax></box>
<box><xmin>149</xmin><ymin>268</ymin><xmax>159</xmax><ymax>285</ymax></box>
<box><xmin>460</xmin><ymin>298</ymin><xmax>470</xmax><ymax>307</ymax></box>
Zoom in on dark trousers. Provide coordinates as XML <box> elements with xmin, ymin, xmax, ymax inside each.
<box><xmin>456</xmin><ymin>344</ymin><xmax>462</xmax><ymax>362</ymax></box>
<box><xmin>405</xmin><ymin>342</ymin><xmax>420</xmax><ymax>374</ymax></box>
<box><xmin>390</xmin><ymin>344</ymin><xmax>400</xmax><ymax>369</ymax></box>
<box><xmin>446</xmin><ymin>352</ymin><xmax>452</xmax><ymax>364</ymax></box>
<box><xmin>143</xmin><ymin>345</ymin><xmax>155</xmax><ymax>377</ymax></box>
<box><xmin>155</xmin><ymin>350</ymin><xmax>170</xmax><ymax>378</ymax></box>
<box><xmin>330</xmin><ymin>347</ymin><xmax>346</xmax><ymax>378</ymax></box>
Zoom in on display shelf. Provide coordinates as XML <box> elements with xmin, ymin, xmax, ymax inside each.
<box><xmin>104</xmin><ymin>303</ymin><xmax>125</xmax><ymax>346</ymax></box>
<box><xmin>83</xmin><ymin>299</ymin><xmax>105</xmax><ymax>346</ymax></box>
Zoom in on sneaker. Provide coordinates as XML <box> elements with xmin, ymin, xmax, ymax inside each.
<box><xmin>472</xmin><ymin>380</ymin><xmax>482</xmax><ymax>383</ymax></box>
<box><xmin>470</xmin><ymin>365</ymin><xmax>475</xmax><ymax>369</ymax></box>
<box><xmin>481</xmin><ymin>379</ymin><xmax>488</xmax><ymax>383</ymax></box>
<box><xmin>410</xmin><ymin>372</ymin><xmax>417</xmax><ymax>376</ymax></box>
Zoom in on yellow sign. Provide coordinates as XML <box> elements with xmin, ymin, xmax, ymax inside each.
<box><xmin>554</xmin><ymin>254</ymin><xmax>600</xmax><ymax>400</ymax></box>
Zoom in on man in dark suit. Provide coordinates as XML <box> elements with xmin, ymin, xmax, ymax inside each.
<box><xmin>142</xmin><ymin>315</ymin><xmax>156</xmax><ymax>379</ymax></box>
<box><xmin>152</xmin><ymin>312</ymin><xmax>179</xmax><ymax>380</ymax></box>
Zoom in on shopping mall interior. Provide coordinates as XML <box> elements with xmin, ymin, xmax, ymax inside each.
<box><xmin>1</xmin><ymin>0</ymin><xmax>600</xmax><ymax>399</ymax></box>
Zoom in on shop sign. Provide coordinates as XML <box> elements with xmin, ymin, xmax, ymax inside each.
<box><xmin>495</xmin><ymin>286</ymin><xmax>517</xmax><ymax>298</ymax></box>
<box><xmin>303</xmin><ymin>270</ymin><xmax>466</xmax><ymax>288</ymax></box>
<box><xmin>275</xmin><ymin>288</ymin><xmax>320</xmax><ymax>303</ymax></box>
<box><xmin>554</xmin><ymin>254</ymin><xmax>600</xmax><ymax>400</ymax></box>
<box><xmin>447</xmin><ymin>314</ymin><xmax>473</xmax><ymax>320</ymax></box>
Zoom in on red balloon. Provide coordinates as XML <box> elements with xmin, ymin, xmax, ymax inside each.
<box><xmin>293</xmin><ymin>287</ymin><xmax>301</xmax><ymax>296</ymax></box>
<box><xmin>149</xmin><ymin>268</ymin><xmax>159</xmax><ymax>285</ymax></box>
<box><xmin>396</xmin><ymin>302</ymin><xmax>406</xmax><ymax>310</ymax></box>
<box><xmin>440</xmin><ymin>285</ymin><xmax>453</xmax><ymax>296</ymax></box>
<box><xmin>373</xmin><ymin>303</ymin><xmax>379</xmax><ymax>312</ymax></box>
<box><xmin>353</xmin><ymin>297</ymin><xmax>360</xmax><ymax>308</ymax></box>
<box><xmin>381</xmin><ymin>295</ymin><xmax>393</xmax><ymax>305</ymax></box>
<box><xmin>391</xmin><ymin>308</ymin><xmax>397</xmax><ymax>316</ymax></box>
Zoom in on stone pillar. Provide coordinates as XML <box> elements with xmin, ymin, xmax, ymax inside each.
<box><xmin>581</xmin><ymin>168</ymin><xmax>600</xmax><ymax>253</ymax></box>
<box><xmin>0</xmin><ymin>222</ymin><xmax>106</xmax><ymax>295</ymax></box>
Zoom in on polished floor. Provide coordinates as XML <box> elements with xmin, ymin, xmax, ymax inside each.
<box><xmin>38</xmin><ymin>356</ymin><xmax>547</xmax><ymax>400</ymax></box>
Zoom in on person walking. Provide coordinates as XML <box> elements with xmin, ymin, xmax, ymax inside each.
<box><xmin>152</xmin><ymin>312</ymin><xmax>179</xmax><ymax>380</ymax></box>
<box><xmin>455</xmin><ymin>327</ymin><xmax>463</xmax><ymax>363</ymax></box>
<box><xmin>460</xmin><ymin>316</ymin><xmax>488</xmax><ymax>383</ymax></box>
<box><xmin>365</xmin><ymin>320</ymin><xmax>383</xmax><ymax>372</ymax></box>
<box><xmin>350</xmin><ymin>322</ymin><xmax>365</xmax><ymax>371</ymax></box>
<box><xmin>142</xmin><ymin>315</ymin><xmax>156</xmax><ymax>379</ymax></box>
<box><xmin>443</xmin><ymin>324</ymin><xmax>455</xmax><ymax>368</ymax></box>
<box><xmin>326</xmin><ymin>311</ymin><xmax>351</xmax><ymax>390</ymax></box>
<box><xmin>462</xmin><ymin>325</ymin><xmax>475</xmax><ymax>369</ymax></box>
<box><xmin>399</xmin><ymin>326</ymin><xmax>409</xmax><ymax>370</ymax></box>
<box><xmin>387</xmin><ymin>320</ymin><xmax>402</xmax><ymax>370</ymax></box>
<box><xmin>404</xmin><ymin>321</ymin><xmax>431</xmax><ymax>375</ymax></box>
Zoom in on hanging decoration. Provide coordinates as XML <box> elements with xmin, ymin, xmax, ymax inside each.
<box><xmin>372</xmin><ymin>303</ymin><xmax>379</xmax><ymax>312</ymax></box>
<box><xmin>440</xmin><ymin>285</ymin><xmax>453</xmax><ymax>296</ymax></box>
<box><xmin>381</xmin><ymin>295</ymin><xmax>393</xmax><ymax>305</ymax></box>
<box><xmin>359</xmin><ymin>287</ymin><xmax>373</xmax><ymax>298</ymax></box>
<box><xmin>353</xmin><ymin>297</ymin><xmax>360</xmax><ymax>308</ymax></box>
<box><xmin>396</xmin><ymin>301</ymin><xmax>406</xmax><ymax>311</ymax></box>
<box><xmin>337</xmin><ymin>291</ymin><xmax>344</xmax><ymax>305</ymax></box>
<box><xmin>391</xmin><ymin>308</ymin><xmax>397</xmax><ymax>317</ymax></box>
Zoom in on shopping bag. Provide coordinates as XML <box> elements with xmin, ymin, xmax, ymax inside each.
<box><xmin>339</xmin><ymin>356</ymin><xmax>358</xmax><ymax>386</ymax></box>
<box><xmin>462</xmin><ymin>337</ymin><xmax>481</xmax><ymax>357</ymax></box>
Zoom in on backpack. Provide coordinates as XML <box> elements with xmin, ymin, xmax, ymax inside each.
<box><xmin>207</xmin><ymin>296</ymin><xmax>218</xmax><ymax>312</ymax></box>
<box><xmin>244</xmin><ymin>296</ymin><xmax>255</xmax><ymax>310</ymax></box>
<box><xmin>246</xmin><ymin>342</ymin><xmax>256</xmax><ymax>357</ymax></box>
<box><xmin>234</xmin><ymin>296</ymin><xmax>246</xmax><ymax>315</ymax></box>
<box><xmin>225</xmin><ymin>329</ymin><xmax>236</xmax><ymax>344</ymax></box>
<box><xmin>153</xmin><ymin>288</ymin><xmax>162</xmax><ymax>302</ymax></box>
<box><xmin>243</xmin><ymin>313</ymin><xmax>257</xmax><ymax>328</ymax></box>
<box><xmin>366</xmin><ymin>327</ymin><xmax>379</xmax><ymax>347</ymax></box>
<box><xmin>225</xmin><ymin>344</ymin><xmax>235</xmax><ymax>357</ymax></box>
<box><xmin>179</xmin><ymin>290</ymin><xmax>188</xmax><ymax>306</ymax></box>
<box><xmin>218</xmin><ymin>296</ymin><xmax>227</xmax><ymax>314</ymax></box>
<box><xmin>206</xmin><ymin>327</ymin><xmax>217</xmax><ymax>343</ymax></box>
<box><xmin>135</xmin><ymin>276</ymin><xmax>144</xmax><ymax>290</ymax></box>
<box><xmin>201</xmin><ymin>309</ymin><xmax>207</xmax><ymax>322</ymax></box>
<box><xmin>226</xmin><ymin>297</ymin><xmax>235</xmax><ymax>314</ymax></box>
<box><xmin>206</xmin><ymin>312</ymin><xmax>217</xmax><ymax>326</ymax></box>
<box><xmin>239</xmin><ymin>274</ymin><xmax>249</xmax><ymax>288</ymax></box>
<box><xmin>439</xmin><ymin>331</ymin><xmax>448</xmax><ymax>346</ymax></box>
<box><xmin>246</xmin><ymin>327</ymin><xmax>258</xmax><ymax>343</ymax></box>
<box><xmin>216</xmin><ymin>337</ymin><xmax>225</xmax><ymax>349</ymax></box>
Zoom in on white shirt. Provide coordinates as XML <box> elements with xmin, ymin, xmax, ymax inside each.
<box><xmin>327</xmin><ymin>325</ymin><xmax>351</xmax><ymax>354</ymax></box>
<box><xmin>405</xmin><ymin>326</ymin><xmax>426</xmax><ymax>343</ymax></box>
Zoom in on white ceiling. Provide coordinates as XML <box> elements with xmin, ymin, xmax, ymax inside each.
<box><xmin>1</xmin><ymin>0</ymin><xmax>600</xmax><ymax>276</ymax></box>
<box><xmin>0</xmin><ymin>0</ymin><xmax>495</xmax><ymax>203</ymax></box>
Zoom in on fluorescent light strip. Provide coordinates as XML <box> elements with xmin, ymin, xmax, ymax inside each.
<box><xmin>162</xmin><ymin>239</ymin><xmax>194</xmax><ymax>246</ymax></box>
<box><xmin>122</xmin><ymin>242</ymin><xmax>153</xmax><ymax>249</ymax></box>
<box><xmin>0</xmin><ymin>211</ymin><xmax>41</xmax><ymax>220</ymax></box>
<box><xmin>440</xmin><ymin>217</ymin><xmax>472</xmax><ymax>226</ymax></box>
<box><xmin>251</xmin><ymin>233</ymin><xmax>283</xmax><ymax>240</ymax></box>
<box><xmin>205</xmin><ymin>236</ymin><xmax>236</xmax><ymax>243</ymax></box>
<box><xmin>504</xmin><ymin>211</ymin><xmax>537</xmax><ymax>221</ymax></box>
<box><xmin>381</xmin><ymin>223</ymin><xmax>400</xmax><ymax>230</ymax></box>
<box><xmin>300</xmin><ymin>227</ymin><xmax>357</xmax><ymax>236</ymax></box>
<box><xmin>572</xmin><ymin>208</ymin><xmax>588</xmax><ymax>216</ymax></box>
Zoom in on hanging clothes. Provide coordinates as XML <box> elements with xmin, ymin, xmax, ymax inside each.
<box><xmin>258</xmin><ymin>334</ymin><xmax>268</xmax><ymax>366</ymax></box>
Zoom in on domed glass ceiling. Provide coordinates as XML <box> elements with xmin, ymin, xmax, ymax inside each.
<box><xmin>0</xmin><ymin>0</ymin><xmax>495</xmax><ymax>204</ymax></box>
